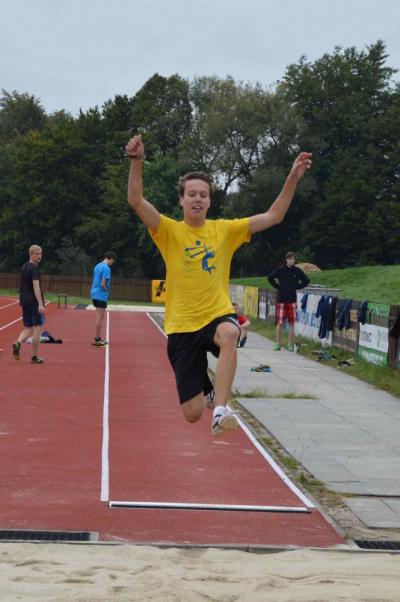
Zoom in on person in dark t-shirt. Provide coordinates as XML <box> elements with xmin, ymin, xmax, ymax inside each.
<box><xmin>12</xmin><ymin>245</ymin><xmax>45</xmax><ymax>364</ymax></box>
<box><xmin>267</xmin><ymin>251</ymin><xmax>310</xmax><ymax>351</ymax></box>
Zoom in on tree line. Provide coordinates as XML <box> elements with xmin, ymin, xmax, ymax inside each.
<box><xmin>0</xmin><ymin>40</ymin><xmax>399</xmax><ymax>278</ymax></box>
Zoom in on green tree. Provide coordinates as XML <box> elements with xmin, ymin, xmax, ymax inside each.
<box><xmin>280</xmin><ymin>40</ymin><xmax>399</xmax><ymax>267</ymax></box>
<box><xmin>0</xmin><ymin>90</ymin><xmax>47</xmax><ymax>142</ymax></box>
<box><xmin>131</xmin><ymin>74</ymin><xmax>191</xmax><ymax>160</ymax></box>
<box><xmin>0</xmin><ymin>118</ymin><xmax>103</xmax><ymax>272</ymax></box>
<box><xmin>180</xmin><ymin>76</ymin><xmax>278</xmax><ymax>193</ymax></box>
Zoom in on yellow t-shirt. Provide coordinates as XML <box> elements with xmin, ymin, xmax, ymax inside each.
<box><xmin>149</xmin><ymin>215</ymin><xmax>250</xmax><ymax>334</ymax></box>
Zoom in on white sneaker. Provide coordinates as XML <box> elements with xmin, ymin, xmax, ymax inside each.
<box><xmin>211</xmin><ymin>409</ymin><xmax>238</xmax><ymax>436</ymax></box>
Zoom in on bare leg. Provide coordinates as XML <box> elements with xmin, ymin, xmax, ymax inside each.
<box><xmin>31</xmin><ymin>326</ymin><xmax>41</xmax><ymax>357</ymax></box>
<box><xmin>288</xmin><ymin>323</ymin><xmax>295</xmax><ymax>345</ymax></box>
<box><xmin>213</xmin><ymin>322</ymin><xmax>238</xmax><ymax>407</ymax></box>
<box><xmin>95</xmin><ymin>308</ymin><xmax>106</xmax><ymax>339</ymax></box>
<box><xmin>275</xmin><ymin>323</ymin><xmax>282</xmax><ymax>344</ymax></box>
<box><xmin>13</xmin><ymin>327</ymin><xmax>33</xmax><ymax>359</ymax></box>
<box><xmin>181</xmin><ymin>393</ymin><xmax>206</xmax><ymax>423</ymax></box>
<box><xmin>17</xmin><ymin>327</ymin><xmax>33</xmax><ymax>345</ymax></box>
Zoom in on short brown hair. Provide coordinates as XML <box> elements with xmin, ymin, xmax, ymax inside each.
<box><xmin>178</xmin><ymin>172</ymin><xmax>214</xmax><ymax>197</ymax></box>
<box><xmin>285</xmin><ymin>251</ymin><xmax>295</xmax><ymax>259</ymax></box>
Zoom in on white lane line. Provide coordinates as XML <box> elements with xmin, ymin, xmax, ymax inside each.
<box><xmin>109</xmin><ymin>501</ymin><xmax>309</xmax><ymax>513</ymax></box>
<box><xmin>0</xmin><ymin>317</ymin><xmax>22</xmax><ymax>331</ymax></box>
<box><xmin>0</xmin><ymin>301</ymin><xmax>50</xmax><ymax>332</ymax></box>
<box><xmin>145</xmin><ymin>312</ymin><xmax>315</xmax><ymax>508</ymax></box>
<box><xmin>236</xmin><ymin>416</ymin><xmax>315</xmax><ymax>508</ymax></box>
<box><xmin>0</xmin><ymin>300</ymin><xmax>19</xmax><ymax>310</ymax></box>
<box><xmin>100</xmin><ymin>312</ymin><xmax>110</xmax><ymax>501</ymax></box>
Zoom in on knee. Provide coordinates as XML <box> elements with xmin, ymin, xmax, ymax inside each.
<box><xmin>184</xmin><ymin>413</ymin><xmax>201</xmax><ymax>424</ymax></box>
<box><xmin>217</xmin><ymin>326</ymin><xmax>239</xmax><ymax>349</ymax></box>
<box><xmin>182</xmin><ymin>408</ymin><xmax>202</xmax><ymax>423</ymax></box>
<box><xmin>181</xmin><ymin>396</ymin><xmax>204</xmax><ymax>423</ymax></box>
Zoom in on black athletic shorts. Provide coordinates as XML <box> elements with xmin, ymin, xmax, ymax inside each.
<box><xmin>92</xmin><ymin>299</ymin><xmax>107</xmax><ymax>309</ymax></box>
<box><xmin>22</xmin><ymin>305</ymin><xmax>44</xmax><ymax>327</ymax></box>
<box><xmin>167</xmin><ymin>314</ymin><xmax>240</xmax><ymax>405</ymax></box>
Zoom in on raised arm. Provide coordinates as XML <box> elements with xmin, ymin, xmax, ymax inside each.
<box><xmin>249</xmin><ymin>152</ymin><xmax>312</xmax><ymax>235</ymax></box>
<box><xmin>126</xmin><ymin>135</ymin><xmax>160</xmax><ymax>231</ymax></box>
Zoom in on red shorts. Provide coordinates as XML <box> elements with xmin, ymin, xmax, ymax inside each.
<box><xmin>276</xmin><ymin>303</ymin><xmax>297</xmax><ymax>325</ymax></box>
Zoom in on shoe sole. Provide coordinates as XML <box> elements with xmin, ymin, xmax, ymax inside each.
<box><xmin>221</xmin><ymin>415</ymin><xmax>238</xmax><ymax>432</ymax></box>
<box><xmin>212</xmin><ymin>414</ymin><xmax>238</xmax><ymax>435</ymax></box>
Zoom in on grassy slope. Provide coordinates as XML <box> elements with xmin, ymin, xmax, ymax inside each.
<box><xmin>230</xmin><ymin>265</ymin><xmax>400</xmax><ymax>305</ymax></box>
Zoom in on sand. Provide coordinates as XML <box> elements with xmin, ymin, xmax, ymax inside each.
<box><xmin>1</xmin><ymin>543</ymin><xmax>399</xmax><ymax>601</ymax></box>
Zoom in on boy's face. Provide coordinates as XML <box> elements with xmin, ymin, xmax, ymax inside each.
<box><xmin>286</xmin><ymin>256</ymin><xmax>295</xmax><ymax>267</ymax></box>
<box><xmin>180</xmin><ymin>179</ymin><xmax>211</xmax><ymax>222</ymax></box>
<box><xmin>30</xmin><ymin>249</ymin><xmax>42</xmax><ymax>264</ymax></box>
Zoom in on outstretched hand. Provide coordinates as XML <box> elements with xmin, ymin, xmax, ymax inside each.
<box><xmin>290</xmin><ymin>152</ymin><xmax>312</xmax><ymax>180</ymax></box>
<box><xmin>126</xmin><ymin>134</ymin><xmax>144</xmax><ymax>158</ymax></box>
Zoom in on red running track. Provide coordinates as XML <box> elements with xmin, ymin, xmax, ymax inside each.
<box><xmin>0</xmin><ymin>300</ymin><xmax>343</xmax><ymax>547</ymax></box>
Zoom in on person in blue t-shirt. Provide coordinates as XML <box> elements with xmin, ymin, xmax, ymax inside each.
<box><xmin>90</xmin><ymin>251</ymin><xmax>116</xmax><ymax>347</ymax></box>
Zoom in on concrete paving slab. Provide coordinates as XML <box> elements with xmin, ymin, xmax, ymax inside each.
<box><xmin>344</xmin><ymin>497</ymin><xmax>400</xmax><ymax>528</ymax></box>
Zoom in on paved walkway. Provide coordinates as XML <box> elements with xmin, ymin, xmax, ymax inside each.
<box><xmin>208</xmin><ymin>332</ymin><xmax>400</xmax><ymax>529</ymax></box>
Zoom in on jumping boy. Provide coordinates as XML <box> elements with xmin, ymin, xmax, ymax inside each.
<box><xmin>126</xmin><ymin>134</ymin><xmax>311</xmax><ymax>435</ymax></box>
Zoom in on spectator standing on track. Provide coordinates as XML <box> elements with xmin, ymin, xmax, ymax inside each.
<box><xmin>90</xmin><ymin>251</ymin><xmax>117</xmax><ymax>347</ymax></box>
<box><xmin>126</xmin><ymin>134</ymin><xmax>312</xmax><ymax>436</ymax></box>
<box><xmin>12</xmin><ymin>245</ymin><xmax>45</xmax><ymax>364</ymax></box>
<box><xmin>232</xmin><ymin>303</ymin><xmax>251</xmax><ymax>348</ymax></box>
<box><xmin>267</xmin><ymin>252</ymin><xmax>310</xmax><ymax>351</ymax></box>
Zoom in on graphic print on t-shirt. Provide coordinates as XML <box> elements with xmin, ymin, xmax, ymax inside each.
<box><xmin>185</xmin><ymin>240</ymin><xmax>216</xmax><ymax>273</ymax></box>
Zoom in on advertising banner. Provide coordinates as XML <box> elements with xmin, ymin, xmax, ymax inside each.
<box><xmin>243</xmin><ymin>286</ymin><xmax>259</xmax><ymax>318</ymax></box>
<box><xmin>267</xmin><ymin>290</ymin><xmax>277</xmax><ymax>324</ymax></box>
<box><xmin>357</xmin><ymin>302</ymin><xmax>389</xmax><ymax>366</ymax></box>
<box><xmin>151</xmin><ymin>279</ymin><xmax>166</xmax><ymax>304</ymax></box>
<box><xmin>258</xmin><ymin>289</ymin><xmax>267</xmax><ymax>320</ymax></box>
<box><xmin>229</xmin><ymin>284</ymin><xmax>244</xmax><ymax>309</ymax></box>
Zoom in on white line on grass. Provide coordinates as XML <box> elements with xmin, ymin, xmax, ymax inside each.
<box><xmin>146</xmin><ymin>312</ymin><xmax>315</xmax><ymax>508</ymax></box>
<box><xmin>100</xmin><ymin>312</ymin><xmax>110</xmax><ymax>502</ymax></box>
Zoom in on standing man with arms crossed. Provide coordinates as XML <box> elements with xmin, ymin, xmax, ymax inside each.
<box><xmin>12</xmin><ymin>244</ymin><xmax>45</xmax><ymax>364</ymax></box>
<box><xmin>268</xmin><ymin>251</ymin><xmax>310</xmax><ymax>351</ymax></box>
<box><xmin>90</xmin><ymin>251</ymin><xmax>117</xmax><ymax>347</ymax></box>
<box><xmin>126</xmin><ymin>134</ymin><xmax>311</xmax><ymax>435</ymax></box>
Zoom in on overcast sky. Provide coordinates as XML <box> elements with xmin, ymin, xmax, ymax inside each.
<box><xmin>1</xmin><ymin>0</ymin><xmax>399</xmax><ymax>116</ymax></box>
